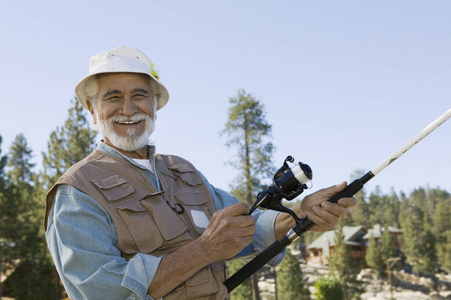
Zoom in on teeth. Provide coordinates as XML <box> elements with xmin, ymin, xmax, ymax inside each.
<box><xmin>117</xmin><ymin>121</ymin><xmax>138</xmax><ymax>125</ymax></box>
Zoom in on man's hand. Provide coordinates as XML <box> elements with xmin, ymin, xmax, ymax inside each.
<box><xmin>148</xmin><ymin>203</ymin><xmax>255</xmax><ymax>298</ymax></box>
<box><xmin>275</xmin><ymin>182</ymin><xmax>356</xmax><ymax>238</ymax></box>
<box><xmin>197</xmin><ymin>203</ymin><xmax>256</xmax><ymax>262</ymax></box>
<box><xmin>298</xmin><ymin>181</ymin><xmax>356</xmax><ymax>232</ymax></box>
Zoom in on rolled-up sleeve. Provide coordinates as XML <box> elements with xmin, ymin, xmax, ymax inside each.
<box><xmin>46</xmin><ymin>185</ymin><xmax>162</xmax><ymax>300</ymax></box>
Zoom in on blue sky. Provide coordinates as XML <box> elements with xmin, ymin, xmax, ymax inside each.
<box><xmin>1</xmin><ymin>1</ymin><xmax>450</xmax><ymax>198</ymax></box>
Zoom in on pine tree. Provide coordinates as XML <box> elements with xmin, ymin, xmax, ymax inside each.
<box><xmin>400</xmin><ymin>212</ymin><xmax>423</xmax><ymax>273</ymax></box>
<box><xmin>277</xmin><ymin>249</ymin><xmax>310</xmax><ymax>300</ymax></box>
<box><xmin>384</xmin><ymin>190</ymin><xmax>400</xmax><ymax>227</ymax></box>
<box><xmin>0</xmin><ymin>134</ymin><xmax>11</xmax><ymax>300</ymax></box>
<box><xmin>221</xmin><ymin>89</ymin><xmax>275</xmax><ymax>300</ymax></box>
<box><xmin>365</xmin><ymin>233</ymin><xmax>384</xmax><ymax>276</ymax></box>
<box><xmin>0</xmin><ymin>135</ymin><xmax>6</xmax><ymax>186</ymax></box>
<box><xmin>347</xmin><ymin>169</ymin><xmax>368</xmax><ymax>227</ymax></box>
<box><xmin>42</xmin><ymin>98</ymin><xmax>97</xmax><ymax>188</ymax></box>
<box><xmin>367</xmin><ymin>187</ymin><xmax>385</xmax><ymax>227</ymax></box>
<box><xmin>418</xmin><ymin>229</ymin><xmax>437</xmax><ymax>274</ymax></box>
<box><xmin>0</xmin><ymin>135</ymin><xmax>9</xmax><ymax>222</ymax></box>
<box><xmin>5</xmin><ymin>134</ymin><xmax>36</xmax><ymax>259</ymax></box>
<box><xmin>409</xmin><ymin>188</ymin><xmax>430</xmax><ymax>226</ymax></box>
<box><xmin>350</xmin><ymin>199</ymin><xmax>368</xmax><ymax>228</ymax></box>
<box><xmin>227</xmin><ymin>259</ymin><xmax>253</xmax><ymax>300</ymax></box>
<box><xmin>1</xmin><ymin>134</ymin><xmax>37</xmax><ymax>294</ymax></box>
<box><xmin>221</xmin><ymin>89</ymin><xmax>275</xmax><ymax>206</ymax></box>
<box><xmin>328</xmin><ymin>224</ymin><xmax>364</xmax><ymax>299</ymax></box>
<box><xmin>399</xmin><ymin>188</ymin><xmax>441</xmax><ymax>274</ymax></box>
<box><xmin>0</xmin><ymin>134</ymin><xmax>59</xmax><ymax>299</ymax></box>
<box><xmin>443</xmin><ymin>231</ymin><xmax>451</xmax><ymax>272</ymax></box>
<box><xmin>380</xmin><ymin>225</ymin><xmax>397</xmax><ymax>263</ymax></box>
<box><xmin>365</xmin><ymin>188</ymin><xmax>400</xmax><ymax>228</ymax></box>
<box><xmin>38</xmin><ymin>98</ymin><xmax>97</xmax><ymax>299</ymax></box>
<box><xmin>432</xmin><ymin>191</ymin><xmax>451</xmax><ymax>270</ymax></box>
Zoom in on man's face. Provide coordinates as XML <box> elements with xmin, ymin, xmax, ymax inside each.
<box><xmin>88</xmin><ymin>72</ymin><xmax>157</xmax><ymax>152</ymax></box>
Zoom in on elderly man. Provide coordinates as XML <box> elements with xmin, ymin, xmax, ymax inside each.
<box><xmin>45</xmin><ymin>46</ymin><xmax>356</xmax><ymax>300</ymax></box>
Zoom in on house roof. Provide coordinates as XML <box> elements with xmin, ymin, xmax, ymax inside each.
<box><xmin>362</xmin><ymin>224</ymin><xmax>403</xmax><ymax>240</ymax></box>
<box><xmin>307</xmin><ymin>225</ymin><xmax>367</xmax><ymax>249</ymax></box>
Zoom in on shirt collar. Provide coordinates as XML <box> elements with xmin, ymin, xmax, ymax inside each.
<box><xmin>96</xmin><ymin>141</ymin><xmax>156</xmax><ymax>169</ymax></box>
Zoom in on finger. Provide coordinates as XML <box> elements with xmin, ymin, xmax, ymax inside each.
<box><xmin>211</xmin><ymin>214</ymin><xmax>255</xmax><ymax>236</ymax></box>
<box><xmin>235</xmin><ymin>224</ymin><xmax>256</xmax><ymax>237</ymax></box>
<box><xmin>229</xmin><ymin>203</ymin><xmax>250</xmax><ymax>216</ymax></box>
<box><xmin>219</xmin><ymin>224</ymin><xmax>255</xmax><ymax>246</ymax></box>
<box><xmin>306</xmin><ymin>211</ymin><xmax>335</xmax><ymax>232</ymax></box>
<box><xmin>231</xmin><ymin>215</ymin><xmax>256</xmax><ymax>228</ymax></box>
<box><xmin>311</xmin><ymin>205</ymin><xmax>339</xmax><ymax>225</ymax></box>
<box><xmin>217</xmin><ymin>203</ymin><xmax>250</xmax><ymax>217</ymax></box>
<box><xmin>335</xmin><ymin>181</ymin><xmax>348</xmax><ymax>192</ymax></box>
<box><xmin>321</xmin><ymin>201</ymin><xmax>346</xmax><ymax>217</ymax></box>
<box><xmin>309</xmin><ymin>182</ymin><xmax>347</xmax><ymax>204</ymax></box>
<box><xmin>337</xmin><ymin>197</ymin><xmax>357</xmax><ymax>208</ymax></box>
<box><xmin>323</xmin><ymin>181</ymin><xmax>347</xmax><ymax>196</ymax></box>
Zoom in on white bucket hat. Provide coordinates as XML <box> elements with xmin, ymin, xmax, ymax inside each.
<box><xmin>75</xmin><ymin>46</ymin><xmax>169</xmax><ymax>111</ymax></box>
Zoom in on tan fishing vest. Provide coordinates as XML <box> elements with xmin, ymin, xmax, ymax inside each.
<box><xmin>46</xmin><ymin>150</ymin><xmax>229</xmax><ymax>300</ymax></box>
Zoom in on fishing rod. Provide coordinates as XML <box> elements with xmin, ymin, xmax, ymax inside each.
<box><xmin>224</xmin><ymin>108</ymin><xmax>451</xmax><ymax>293</ymax></box>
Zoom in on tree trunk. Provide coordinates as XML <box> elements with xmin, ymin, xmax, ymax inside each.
<box><xmin>251</xmin><ymin>273</ymin><xmax>261</xmax><ymax>300</ymax></box>
<box><xmin>244</xmin><ymin>118</ymin><xmax>260</xmax><ymax>300</ymax></box>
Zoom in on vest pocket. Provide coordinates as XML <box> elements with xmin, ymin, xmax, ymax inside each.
<box><xmin>211</xmin><ymin>260</ymin><xmax>226</xmax><ymax>273</ymax></box>
<box><xmin>92</xmin><ymin>175</ymin><xmax>135</xmax><ymax>201</ymax></box>
<box><xmin>170</xmin><ymin>265</ymin><xmax>220</xmax><ymax>300</ymax></box>
<box><xmin>211</xmin><ymin>260</ymin><xmax>227</xmax><ymax>283</ymax></box>
<box><xmin>117</xmin><ymin>203</ymin><xmax>164</xmax><ymax>254</ymax></box>
<box><xmin>139</xmin><ymin>194</ymin><xmax>193</xmax><ymax>254</ymax></box>
<box><xmin>186</xmin><ymin>265</ymin><xmax>212</xmax><ymax>287</ymax></box>
<box><xmin>140</xmin><ymin>197</ymin><xmax>187</xmax><ymax>241</ymax></box>
<box><xmin>168</xmin><ymin>165</ymin><xmax>203</xmax><ymax>186</ymax></box>
<box><xmin>174</xmin><ymin>191</ymin><xmax>211</xmax><ymax>236</ymax></box>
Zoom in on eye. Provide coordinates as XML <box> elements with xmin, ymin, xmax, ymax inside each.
<box><xmin>106</xmin><ymin>96</ymin><xmax>121</xmax><ymax>102</ymax></box>
<box><xmin>133</xmin><ymin>93</ymin><xmax>149</xmax><ymax>100</ymax></box>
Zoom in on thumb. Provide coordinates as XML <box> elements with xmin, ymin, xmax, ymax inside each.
<box><xmin>320</xmin><ymin>181</ymin><xmax>347</xmax><ymax>197</ymax></box>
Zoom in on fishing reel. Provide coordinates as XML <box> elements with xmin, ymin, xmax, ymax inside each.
<box><xmin>249</xmin><ymin>156</ymin><xmax>313</xmax><ymax>223</ymax></box>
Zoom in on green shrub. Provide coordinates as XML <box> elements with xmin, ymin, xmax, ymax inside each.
<box><xmin>314</xmin><ymin>276</ymin><xmax>344</xmax><ymax>300</ymax></box>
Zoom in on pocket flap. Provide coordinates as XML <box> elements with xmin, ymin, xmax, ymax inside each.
<box><xmin>174</xmin><ymin>192</ymin><xmax>208</xmax><ymax>206</ymax></box>
<box><xmin>117</xmin><ymin>201</ymin><xmax>147</xmax><ymax>212</ymax></box>
<box><xmin>92</xmin><ymin>174</ymin><xmax>126</xmax><ymax>188</ymax></box>
<box><xmin>92</xmin><ymin>175</ymin><xmax>135</xmax><ymax>201</ymax></box>
<box><xmin>168</xmin><ymin>164</ymin><xmax>192</xmax><ymax>173</ymax></box>
<box><xmin>168</xmin><ymin>166</ymin><xmax>202</xmax><ymax>186</ymax></box>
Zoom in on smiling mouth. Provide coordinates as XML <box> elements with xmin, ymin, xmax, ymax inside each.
<box><xmin>115</xmin><ymin>120</ymin><xmax>142</xmax><ymax>125</ymax></box>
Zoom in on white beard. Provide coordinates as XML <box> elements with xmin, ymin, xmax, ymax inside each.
<box><xmin>94</xmin><ymin>113</ymin><xmax>155</xmax><ymax>152</ymax></box>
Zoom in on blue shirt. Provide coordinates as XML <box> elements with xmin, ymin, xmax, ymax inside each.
<box><xmin>46</xmin><ymin>142</ymin><xmax>284</xmax><ymax>300</ymax></box>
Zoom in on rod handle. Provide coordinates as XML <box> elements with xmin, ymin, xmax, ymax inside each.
<box><xmin>294</xmin><ymin>179</ymin><xmax>365</xmax><ymax>233</ymax></box>
<box><xmin>224</xmin><ymin>235</ymin><xmax>292</xmax><ymax>293</ymax></box>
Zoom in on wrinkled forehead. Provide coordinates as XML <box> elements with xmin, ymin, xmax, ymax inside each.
<box><xmin>93</xmin><ymin>72</ymin><xmax>160</xmax><ymax>102</ymax></box>
<box><xmin>96</xmin><ymin>72</ymin><xmax>153</xmax><ymax>88</ymax></box>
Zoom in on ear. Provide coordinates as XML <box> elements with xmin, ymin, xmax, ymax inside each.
<box><xmin>86</xmin><ymin>100</ymin><xmax>97</xmax><ymax>125</ymax></box>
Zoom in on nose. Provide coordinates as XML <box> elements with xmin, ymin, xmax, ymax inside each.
<box><xmin>122</xmin><ymin>98</ymin><xmax>138</xmax><ymax>116</ymax></box>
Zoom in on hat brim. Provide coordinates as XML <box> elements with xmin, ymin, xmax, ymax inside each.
<box><xmin>75</xmin><ymin>71</ymin><xmax>169</xmax><ymax>111</ymax></box>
